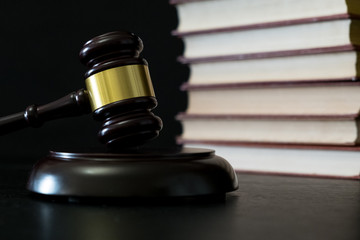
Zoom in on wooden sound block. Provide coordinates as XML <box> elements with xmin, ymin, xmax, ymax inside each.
<box><xmin>27</xmin><ymin>148</ymin><xmax>238</xmax><ymax>200</ymax></box>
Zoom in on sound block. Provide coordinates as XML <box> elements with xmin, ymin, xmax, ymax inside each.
<box><xmin>27</xmin><ymin>148</ymin><xmax>238</xmax><ymax>200</ymax></box>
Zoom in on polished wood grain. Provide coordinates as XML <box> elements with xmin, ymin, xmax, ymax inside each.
<box><xmin>0</xmin><ymin>89</ymin><xmax>91</xmax><ymax>134</ymax></box>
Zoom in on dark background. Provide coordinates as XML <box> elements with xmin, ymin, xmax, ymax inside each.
<box><xmin>0</xmin><ymin>0</ymin><xmax>188</xmax><ymax>160</ymax></box>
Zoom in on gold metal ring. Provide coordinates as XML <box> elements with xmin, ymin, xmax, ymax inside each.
<box><xmin>85</xmin><ymin>64</ymin><xmax>155</xmax><ymax>111</ymax></box>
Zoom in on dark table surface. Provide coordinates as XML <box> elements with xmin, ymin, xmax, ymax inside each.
<box><xmin>1</xmin><ymin>158</ymin><xmax>359</xmax><ymax>240</ymax></box>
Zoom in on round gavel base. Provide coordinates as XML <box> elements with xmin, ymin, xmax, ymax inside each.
<box><xmin>27</xmin><ymin>148</ymin><xmax>238</xmax><ymax>202</ymax></box>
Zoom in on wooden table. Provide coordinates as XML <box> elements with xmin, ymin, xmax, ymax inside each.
<box><xmin>0</xmin><ymin>159</ymin><xmax>359</xmax><ymax>240</ymax></box>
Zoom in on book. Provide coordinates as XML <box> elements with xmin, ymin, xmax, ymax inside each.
<box><xmin>172</xmin><ymin>0</ymin><xmax>360</xmax><ymax>180</ymax></box>
<box><xmin>183</xmin><ymin>47</ymin><xmax>359</xmax><ymax>85</ymax></box>
<box><xmin>171</xmin><ymin>0</ymin><xmax>360</xmax><ymax>34</ymax></box>
<box><xmin>177</xmin><ymin>114</ymin><xmax>360</xmax><ymax>146</ymax></box>
<box><xmin>177</xmin><ymin>18</ymin><xmax>360</xmax><ymax>61</ymax></box>
<box><xmin>184</xmin><ymin>82</ymin><xmax>360</xmax><ymax>116</ymax></box>
<box><xmin>180</xmin><ymin>141</ymin><xmax>360</xmax><ymax>179</ymax></box>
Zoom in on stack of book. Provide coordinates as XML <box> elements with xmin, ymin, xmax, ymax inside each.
<box><xmin>171</xmin><ymin>0</ymin><xmax>360</xmax><ymax>179</ymax></box>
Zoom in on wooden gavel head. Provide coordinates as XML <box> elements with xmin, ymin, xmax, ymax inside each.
<box><xmin>0</xmin><ymin>31</ymin><xmax>162</xmax><ymax>150</ymax></box>
<box><xmin>79</xmin><ymin>31</ymin><xmax>162</xmax><ymax>149</ymax></box>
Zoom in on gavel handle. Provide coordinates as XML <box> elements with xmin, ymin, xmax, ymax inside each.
<box><xmin>0</xmin><ymin>89</ymin><xmax>91</xmax><ymax>135</ymax></box>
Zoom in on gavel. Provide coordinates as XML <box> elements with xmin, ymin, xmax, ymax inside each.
<box><xmin>0</xmin><ymin>31</ymin><xmax>163</xmax><ymax>149</ymax></box>
<box><xmin>3</xmin><ymin>31</ymin><xmax>238</xmax><ymax>199</ymax></box>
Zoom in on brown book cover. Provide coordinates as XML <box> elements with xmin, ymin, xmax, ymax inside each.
<box><xmin>179</xmin><ymin>45</ymin><xmax>357</xmax><ymax>64</ymax></box>
<box><xmin>234</xmin><ymin>170</ymin><xmax>360</xmax><ymax>180</ymax></box>
<box><xmin>176</xmin><ymin>112</ymin><xmax>360</xmax><ymax>121</ymax></box>
<box><xmin>181</xmin><ymin>47</ymin><xmax>360</xmax><ymax>85</ymax></box>
<box><xmin>173</xmin><ymin>14</ymin><xmax>356</xmax><ymax>36</ymax></box>
<box><xmin>181</xmin><ymin>79</ymin><xmax>360</xmax><ymax>91</ymax></box>
<box><xmin>182</xmin><ymin>81</ymin><xmax>360</xmax><ymax>116</ymax></box>
<box><xmin>171</xmin><ymin>0</ymin><xmax>360</xmax><ymax>37</ymax></box>
<box><xmin>178</xmin><ymin>138</ymin><xmax>360</xmax><ymax>179</ymax></box>
<box><xmin>177</xmin><ymin>115</ymin><xmax>360</xmax><ymax>146</ymax></box>
<box><xmin>177</xmin><ymin>138</ymin><xmax>360</xmax><ymax>151</ymax></box>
